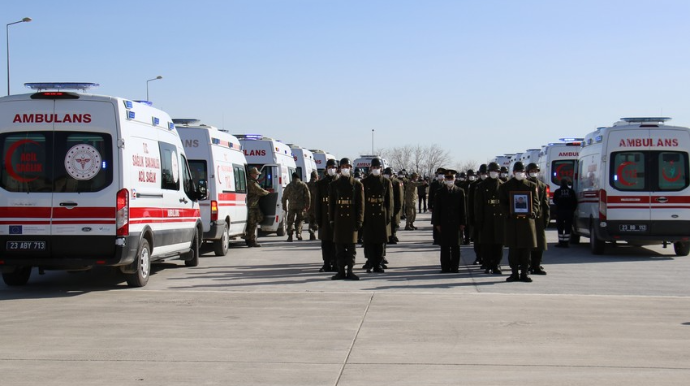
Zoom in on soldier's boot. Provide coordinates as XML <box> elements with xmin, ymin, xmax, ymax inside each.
<box><xmin>309</xmin><ymin>232</ymin><xmax>316</xmax><ymax>241</ymax></box>
<box><xmin>248</xmin><ymin>241</ymin><xmax>261</xmax><ymax>248</ymax></box>
<box><xmin>287</xmin><ymin>233</ymin><xmax>293</xmax><ymax>242</ymax></box>
<box><xmin>563</xmin><ymin>234</ymin><xmax>571</xmax><ymax>248</ymax></box>
<box><xmin>506</xmin><ymin>269</ymin><xmax>519</xmax><ymax>282</ymax></box>
<box><xmin>319</xmin><ymin>263</ymin><xmax>330</xmax><ymax>272</ymax></box>
<box><xmin>493</xmin><ymin>265</ymin><xmax>502</xmax><ymax>275</ymax></box>
<box><xmin>331</xmin><ymin>265</ymin><xmax>347</xmax><ymax>280</ymax></box>
<box><xmin>373</xmin><ymin>265</ymin><xmax>385</xmax><ymax>273</ymax></box>
<box><xmin>346</xmin><ymin>266</ymin><xmax>360</xmax><ymax>280</ymax></box>
<box><xmin>296</xmin><ymin>229</ymin><xmax>303</xmax><ymax>241</ymax></box>
<box><xmin>520</xmin><ymin>271</ymin><xmax>533</xmax><ymax>282</ymax></box>
<box><xmin>387</xmin><ymin>236</ymin><xmax>397</xmax><ymax>245</ymax></box>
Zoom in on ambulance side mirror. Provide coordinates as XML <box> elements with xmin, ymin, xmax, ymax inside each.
<box><xmin>196</xmin><ymin>179</ymin><xmax>208</xmax><ymax>201</ymax></box>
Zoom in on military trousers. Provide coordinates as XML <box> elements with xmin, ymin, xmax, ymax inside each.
<box><xmin>531</xmin><ymin>248</ymin><xmax>544</xmax><ymax>269</ymax></box>
<box><xmin>335</xmin><ymin>243</ymin><xmax>357</xmax><ymax>271</ymax></box>
<box><xmin>286</xmin><ymin>207</ymin><xmax>305</xmax><ymax>235</ymax></box>
<box><xmin>481</xmin><ymin>243</ymin><xmax>504</xmax><ymax>268</ymax></box>
<box><xmin>440</xmin><ymin>245</ymin><xmax>461</xmax><ymax>272</ymax></box>
<box><xmin>508</xmin><ymin>247</ymin><xmax>531</xmax><ymax>273</ymax></box>
<box><xmin>246</xmin><ymin>208</ymin><xmax>263</xmax><ymax>243</ymax></box>
<box><xmin>405</xmin><ymin>203</ymin><xmax>417</xmax><ymax>227</ymax></box>
<box><xmin>364</xmin><ymin>243</ymin><xmax>385</xmax><ymax>267</ymax></box>
<box><xmin>321</xmin><ymin>240</ymin><xmax>336</xmax><ymax>267</ymax></box>
<box><xmin>308</xmin><ymin>211</ymin><xmax>318</xmax><ymax>235</ymax></box>
<box><xmin>556</xmin><ymin>211</ymin><xmax>574</xmax><ymax>237</ymax></box>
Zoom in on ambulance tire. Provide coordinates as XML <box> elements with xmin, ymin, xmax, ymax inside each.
<box><xmin>2</xmin><ymin>266</ymin><xmax>32</xmax><ymax>286</ymax></box>
<box><xmin>213</xmin><ymin>223</ymin><xmax>229</xmax><ymax>256</ymax></box>
<box><xmin>674</xmin><ymin>242</ymin><xmax>690</xmax><ymax>257</ymax></box>
<box><xmin>589</xmin><ymin>224</ymin><xmax>605</xmax><ymax>255</ymax></box>
<box><xmin>276</xmin><ymin>219</ymin><xmax>286</xmax><ymax>236</ymax></box>
<box><xmin>184</xmin><ymin>229</ymin><xmax>201</xmax><ymax>267</ymax></box>
<box><xmin>126</xmin><ymin>239</ymin><xmax>151</xmax><ymax>287</ymax></box>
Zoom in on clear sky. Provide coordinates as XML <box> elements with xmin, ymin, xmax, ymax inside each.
<box><xmin>5</xmin><ymin>0</ymin><xmax>690</xmax><ymax>167</ymax></box>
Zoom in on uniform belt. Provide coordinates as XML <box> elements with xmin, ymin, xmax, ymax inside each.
<box><xmin>487</xmin><ymin>199</ymin><xmax>500</xmax><ymax>205</ymax></box>
<box><xmin>367</xmin><ymin>198</ymin><xmax>384</xmax><ymax>203</ymax></box>
<box><xmin>337</xmin><ymin>199</ymin><xmax>352</xmax><ymax>204</ymax></box>
<box><xmin>322</xmin><ymin>197</ymin><xmax>329</xmax><ymax>203</ymax></box>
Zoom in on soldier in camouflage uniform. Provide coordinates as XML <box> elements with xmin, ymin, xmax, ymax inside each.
<box><xmin>307</xmin><ymin>170</ymin><xmax>319</xmax><ymax>240</ymax></box>
<box><xmin>282</xmin><ymin>172</ymin><xmax>311</xmax><ymax>242</ymax></box>
<box><xmin>246</xmin><ymin>167</ymin><xmax>269</xmax><ymax>247</ymax></box>
<box><xmin>404</xmin><ymin>172</ymin><xmax>426</xmax><ymax>230</ymax></box>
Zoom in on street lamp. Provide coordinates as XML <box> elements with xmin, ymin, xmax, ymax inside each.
<box><xmin>146</xmin><ymin>75</ymin><xmax>162</xmax><ymax>101</ymax></box>
<box><xmin>6</xmin><ymin>17</ymin><xmax>32</xmax><ymax>96</ymax></box>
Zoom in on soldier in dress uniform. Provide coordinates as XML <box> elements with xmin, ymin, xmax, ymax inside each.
<box><xmin>455</xmin><ymin>171</ymin><xmax>466</xmax><ymax>188</ymax></box>
<box><xmin>428</xmin><ymin>168</ymin><xmax>445</xmax><ymax>245</ymax></box>
<box><xmin>314</xmin><ymin>159</ymin><xmax>338</xmax><ymax>271</ymax></box>
<box><xmin>404</xmin><ymin>172</ymin><xmax>425</xmax><ymax>230</ymax></box>
<box><xmin>474</xmin><ymin>162</ymin><xmax>504</xmax><ymax>274</ymax></box>
<box><xmin>499</xmin><ymin>166</ymin><xmax>509</xmax><ymax>182</ymax></box>
<box><xmin>498</xmin><ymin>162</ymin><xmax>539</xmax><ymax>282</ymax></box>
<box><xmin>385</xmin><ymin>167</ymin><xmax>403</xmax><ymax>244</ymax></box>
<box><xmin>459</xmin><ymin>169</ymin><xmax>475</xmax><ymax>244</ymax></box>
<box><xmin>361</xmin><ymin>158</ymin><xmax>394</xmax><ymax>273</ymax></box>
<box><xmin>307</xmin><ymin>170</ymin><xmax>319</xmax><ymax>241</ymax></box>
<box><xmin>553</xmin><ymin>178</ymin><xmax>578</xmax><ymax>248</ymax></box>
<box><xmin>246</xmin><ymin>167</ymin><xmax>270</xmax><ymax>247</ymax></box>
<box><xmin>431</xmin><ymin>169</ymin><xmax>467</xmax><ymax>273</ymax></box>
<box><xmin>527</xmin><ymin>163</ymin><xmax>550</xmax><ymax>275</ymax></box>
<box><xmin>468</xmin><ymin>164</ymin><xmax>488</xmax><ymax>266</ymax></box>
<box><xmin>328</xmin><ymin>158</ymin><xmax>365</xmax><ymax>280</ymax></box>
<box><xmin>282</xmin><ymin>172</ymin><xmax>311</xmax><ymax>242</ymax></box>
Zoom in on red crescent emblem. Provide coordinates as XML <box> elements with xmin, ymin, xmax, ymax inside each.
<box><xmin>3</xmin><ymin>139</ymin><xmax>41</xmax><ymax>183</ymax></box>
<box><xmin>661</xmin><ymin>162</ymin><xmax>681</xmax><ymax>183</ymax></box>
<box><xmin>616</xmin><ymin>161</ymin><xmax>635</xmax><ymax>186</ymax></box>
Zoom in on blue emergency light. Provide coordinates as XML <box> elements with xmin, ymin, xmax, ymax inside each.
<box><xmin>25</xmin><ymin>82</ymin><xmax>99</xmax><ymax>91</ymax></box>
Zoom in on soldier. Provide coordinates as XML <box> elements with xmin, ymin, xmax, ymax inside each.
<box><xmin>281</xmin><ymin>172</ymin><xmax>311</xmax><ymax>242</ymax></box>
<box><xmin>306</xmin><ymin>170</ymin><xmax>319</xmax><ymax>241</ymax></box>
<box><xmin>468</xmin><ymin>164</ymin><xmax>488</xmax><ymax>266</ymax></box>
<box><xmin>428</xmin><ymin>168</ymin><xmax>445</xmax><ymax>245</ymax></box>
<box><xmin>404</xmin><ymin>172</ymin><xmax>425</xmax><ymax>230</ymax></box>
<box><xmin>553</xmin><ymin>178</ymin><xmax>578</xmax><ymax>248</ymax></box>
<box><xmin>385</xmin><ymin>167</ymin><xmax>403</xmax><ymax>244</ymax></box>
<box><xmin>527</xmin><ymin>163</ymin><xmax>550</xmax><ymax>275</ymax></box>
<box><xmin>498</xmin><ymin>162</ymin><xmax>539</xmax><ymax>282</ymax></box>
<box><xmin>455</xmin><ymin>171</ymin><xmax>466</xmax><ymax>188</ymax></box>
<box><xmin>499</xmin><ymin>166</ymin><xmax>509</xmax><ymax>182</ymax></box>
<box><xmin>459</xmin><ymin>169</ymin><xmax>476</xmax><ymax>244</ymax></box>
<box><xmin>246</xmin><ymin>167</ymin><xmax>269</xmax><ymax>247</ymax></box>
<box><xmin>314</xmin><ymin>159</ymin><xmax>338</xmax><ymax>271</ymax></box>
<box><xmin>431</xmin><ymin>169</ymin><xmax>467</xmax><ymax>273</ymax></box>
<box><xmin>417</xmin><ymin>178</ymin><xmax>428</xmax><ymax>213</ymax></box>
<box><xmin>361</xmin><ymin>158</ymin><xmax>394</xmax><ymax>273</ymax></box>
<box><xmin>328</xmin><ymin>158</ymin><xmax>365</xmax><ymax>280</ymax></box>
<box><xmin>474</xmin><ymin>162</ymin><xmax>504</xmax><ymax>274</ymax></box>
<box><xmin>398</xmin><ymin>170</ymin><xmax>407</xmax><ymax>220</ymax></box>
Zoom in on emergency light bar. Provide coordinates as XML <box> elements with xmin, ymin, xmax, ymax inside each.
<box><xmin>172</xmin><ymin>118</ymin><xmax>201</xmax><ymax>126</ymax></box>
<box><xmin>559</xmin><ymin>137</ymin><xmax>584</xmax><ymax>142</ymax></box>
<box><xmin>25</xmin><ymin>82</ymin><xmax>99</xmax><ymax>91</ymax></box>
<box><xmin>621</xmin><ymin>117</ymin><xmax>670</xmax><ymax>123</ymax></box>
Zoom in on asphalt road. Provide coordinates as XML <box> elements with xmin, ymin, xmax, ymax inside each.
<box><xmin>2</xmin><ymin>212</ymin><xmax>689</xmax><ymax>385</ymax></box>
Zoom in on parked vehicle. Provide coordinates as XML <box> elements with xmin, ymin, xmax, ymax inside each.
<box><xmin>537</xmin><ymin>138</ymin><xmax>583</xmax><ymax>218</ymax></box>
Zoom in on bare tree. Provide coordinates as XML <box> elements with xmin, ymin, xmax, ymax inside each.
<box><xmin>387</xmin><ymin>145</ymin><xmax>413</xmax><ymax>172</ymax></box>
<box><xmin>455</xmin><ymin>160</ymin><xmax>479</xmax><ymax>173</ymax></box>
<box><xmin>424</xmin><ymin>144</ymin><xmax>452</xmax><ymax>177</ymax></box>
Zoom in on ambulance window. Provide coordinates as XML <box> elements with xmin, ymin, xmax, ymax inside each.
<box><xmin>159</xmin><ymin>142</ymin><xmax>180</xmax><ymax>191</ymax></box>
<box><xmin>0</xmin><ymin>132</ymin><xmax>51</xmax><ymax>193</ymax></box>
<box><xmin>258</xmin><ymin>166</ymin><xmax>273</xmax><ymax>190</ymax></box>
<box><xmin>657</xmin><ymin>152</ymin><xmax>688</xmax><ymax>191</ymax></box>
<box><xmin>611</xmin><ymin>152</ymin><xmax>645</xmax><ymax>191</ymax></box>
<box><xmin>181</xmin><ymin>155</ymin><xmax>196</xmax><ymax>199</ymax></box>
<box><xmin>234</xmin><ymin>164</ymin><xmax>247</xmax><ymax>193</ymax></box>
<box><xmin>55</xmin><ymin>132</ymin><xmax>113</xmax><ymax>193</ymax></box>
<box><xmin>188</xmin><ymin>160</ymin><xmax>207</xmax><ymax>183</ymax></box>
<box><xmin>551</xmin><ymin>160</ymin><xmax>575</xmax><ymax>185</ymax></box>
<box><xmin>295</xmin><ymin>167</ymin><xmax>303</xmax><ymax>182</ymax></box>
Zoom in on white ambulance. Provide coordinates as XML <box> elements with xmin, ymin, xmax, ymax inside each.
<box><xmin>176</xmin><ymin>119</ymin><xmax>248</xmax><ymax>256</ymax></box>
<box><xmin>352</xmin><ymin>155</ymin><xmax>389</xmax><ymax>175</ymax></box>
<box><xmin>537</xmin><ymin>138</ymin><xmax>583</xmax><ymax>217</ymax></box>
<box><xmin>235</xmin><ymin>134</ymin><xmax>297</xmax><ymax>236</ymax></box>
<box><xmin>311</xmin><ymin>149</ymin><xmax>336</xmax><ymax>177</ymax></box>
<box><xmin>289</xmin><ymin>145</ymin><xmax>317</xmax><ymax>182</ymax></box>
<box><xmin>573</xmin><ymin>117</ymin><xmax>690</xmax><ymax>256</ymax></box>
<box><xmin>0</xmin><ymin>83</ymin><xmax>205</xmax><ymax>287</ymax></box>
<box><xmin>520</xmin><ymin>148</ymin><xmax>542</xmax><ymax>167</ymax></box>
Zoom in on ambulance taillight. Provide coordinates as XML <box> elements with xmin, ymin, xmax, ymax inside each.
<box><xmin>598</xmin><ymin>189</ymin><xmax>607</xmax><ymax>221</ymax></box>
<box><xmin>211</xmin><ymin>200</ymin><xmax>219</xmax><ymax>221</ymax></box>
<box><xmin>116</xmin><ymin>189</ymin><xmax>130</xmax><ymax>236</ymax></box>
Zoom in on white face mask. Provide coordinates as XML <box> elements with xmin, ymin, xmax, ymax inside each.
<box><xmin>500</xmin><ymin>173</ymin><xmax>508</xmax><ymax>178</ymax></box>
<box><xmin>437</xmin><ymin>174</ymin><xmax>444</xmax><ymax>181</ymax></box>
<box><xmin>529</xmin><ymin>172</ymin><xmax>539</xmax><ymax>178</ymax></box>
<box><xmin>480</xmin><ymin>174</ymin><xmax>488</xmax><ymax>180</ymax></box>
<box><xmin>445</xmin><ymin>180</ymin><xmax>455</xmax><ymax>186</ymax></box>
<box><xmin>371</xmin><ymin>168</ymin><xmax>381</xmax><ymax>176</ymax></box>
<box><xmin>340</xmin><ymin>168</ymin><xmax>351</xmax><ymax>177</ymax></box>
<box><xmin>459</xmin><ymin>177</ymin><xmax>466</xmax><ymax>182</ymax></box>
<box><xmin>383</xmin><ymin>174</ymin><xmax>390</xmax><ymax>179</ymax></box>
<box><xmin>327</xmin><ymin>168</ymin><xmax>336</xmax><ymax>176</ymax></box>
<box><xmin>468</xmin><ymin>176</ymin><xmax>476</xmax><ymax>181</ymax></box>
<box><xmin>514</xmin><ymin>172</ymin><xmax>526</xmax><ymax>181</ymax></box>
<box><xmin>489</xmin><ymin>171</ymin><xmax>499</xmax><ymax>179</ymax></box>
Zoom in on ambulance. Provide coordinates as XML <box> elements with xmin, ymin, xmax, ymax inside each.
<box><xmin>235</xmin><ymin>134</ymin><xmax>297</xmax><ymax>236</ymax></box>
<box><xmin>0</xmin><ymin>83</ymin><xmax>205</xmax><ymax>287</ymax></box>
<box><xmin>352</xmin><ymin>155</ymin><xmax>389</xmax><ymax>175</ymax></box>
<box><xmin>573</xmin><ymin>117</ymin><xmax>690</xmax><ymax>256</ymax></box>
<box><xmin>289</xmin><ymin>144</ymin><xmax>317</xmax><ymax>182</ymax></box>
<box><xmin>176</xmin><ymin>119</ymin><xmax>248</xmax><ymax>256</ymax></box>
<box><xmin>520</xmin><ymin>148</ymin><xmax>542</xmax><ymax>167</ymax></box>
<box><xmin>311</xmin><ymin>149</ymin><xmax>336</xmax><ymax>177</ymax></box>
<box><xmin>537</xmin><ymin>138</ymin><xmax>583</xmax><ymax>218</ymax></box>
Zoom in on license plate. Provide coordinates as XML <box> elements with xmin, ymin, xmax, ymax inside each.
<box><xmin>6</xmin><ymin>241</ymin><xmax>47</xmax><ymax>251</ymax></box>
<box><xmin>619</xmin><ymin>224</ymin><xmax>647</xmax><ymax>232</ymax></box>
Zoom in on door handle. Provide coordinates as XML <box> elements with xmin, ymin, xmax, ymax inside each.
<box><xmin>59</xmin><ymin>202</ymin><xmax>78</xmax><ymax>208</ymax></box>
<box><xmin>179</xmin><ymin>197</ymin><xmax>189</xmax><ymax>204</ymax></box>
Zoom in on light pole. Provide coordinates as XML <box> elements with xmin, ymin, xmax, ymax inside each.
<box><xmin>146</xmin><ymin>75</ymin><xmax>162</xmax><ymax>101</ymax></box>
<box><xmin>371</xmin><ymin>129</ymin><xmax>375</xmax><ymax>154</ymax></box>
<box><xmin>6</xmin><ymin>17</ymin><xmax>32</xmax><ymax>96</ymax></box>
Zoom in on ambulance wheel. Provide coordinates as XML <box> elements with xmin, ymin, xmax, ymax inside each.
<box><xmin>589</xmin><ymin>224</ymin><xmax>605</xmax><ymax>255</ymax></box>
<box><xmin>213</xmin><ymin>224</ymin><xmax>229</xmax><ymax>256</ymax></box>
<box><xmin>674</xmin><ymin>242</ymin><xmax>690</xmax><ymax>257</ymax></box>
<box><xmin>276</xmin><ymin>219</ymin><xmax>286</xmax><ymax>236</ymax></box>
<box><xmin>2</xmin><ymin>266</ymin><xmax>32</xmax><ymax>286</ymax></box>
<box><xmin>126</xmin><ymin>239</ymin><xmax>151</xmax><ymax>287</ymax></box>
<box><xmin>184</xmin><ymin>230</ymin><xmax>200</xmax><ymax>267</ymax></box>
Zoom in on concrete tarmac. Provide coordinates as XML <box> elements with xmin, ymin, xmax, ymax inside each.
<box><xmin>1</xmin><ymin>213</ymin><xmax>689</xmax><ymax>385</ymax></box>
